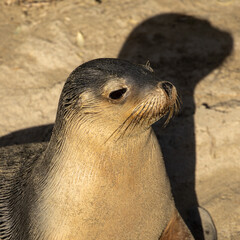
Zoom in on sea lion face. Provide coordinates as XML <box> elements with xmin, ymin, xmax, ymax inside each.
<box><xmin>57</xmin><ymin>58</ymin><xmax>179</xmax><ymax>141</ymax></box>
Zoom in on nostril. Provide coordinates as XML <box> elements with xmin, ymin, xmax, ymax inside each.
<box><xmin>160</xmin><ymin>81</ymin><xmax>173</xmax><ymax>97</ymax></box>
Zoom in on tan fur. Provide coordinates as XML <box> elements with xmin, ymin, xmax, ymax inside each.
<box><xmin>0</xmin><ymin>59</ymin><xmax>193</xmax><ymax>240</ymax></box>
<box><xmin>31</xmin><ymin>131</ymin><xmax>176</xmax><ymax>239</ymax></box>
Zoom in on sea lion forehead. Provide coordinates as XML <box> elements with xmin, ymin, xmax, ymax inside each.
<box><xmin>73</xmin><ymin>58</ymin><xmax>157</xmax><ymax>88</ymax></box>
<box><xmin>79</xmin><ymin>58</ymin><xmax>145</xmax><ymax>73</ymax></box>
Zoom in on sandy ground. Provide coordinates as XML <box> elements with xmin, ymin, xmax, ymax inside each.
<box><xmin>0</xmin><ymin>0</ymin><xmax>239</xmax><ymax>239</ymax></box>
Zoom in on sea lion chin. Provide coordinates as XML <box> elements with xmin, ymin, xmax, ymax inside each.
<box><xmin>0</xmin><ymin>58</ymin><xmax>194</xmax><ymax>240</ymax></box>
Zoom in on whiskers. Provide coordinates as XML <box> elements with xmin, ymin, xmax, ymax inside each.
<box><xmin>107</xmin><ymin>94</ymin><xmax>181</xmax><ymax>143</ymax></box>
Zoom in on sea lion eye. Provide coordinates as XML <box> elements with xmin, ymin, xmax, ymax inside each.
<box><xmin>109</xmin><ymin>88</ymin><xmax>127</xmax><ymax>100</ymax></box>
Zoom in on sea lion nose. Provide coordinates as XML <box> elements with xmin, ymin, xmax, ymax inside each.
<box><xmin>158</xmin><ymin>81</ymin><xmax>173</xmax><ymax>97</ymax></box>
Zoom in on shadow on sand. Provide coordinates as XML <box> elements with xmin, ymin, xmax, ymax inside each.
<box><xmin>0</xmin><ymin>124</ymin><xmax>53</xmax><ymax>147</ymax></box>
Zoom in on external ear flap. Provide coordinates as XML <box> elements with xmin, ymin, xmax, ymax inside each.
<box><xmin>143</xmin><ymin>60</ymin><xmax>154</xmax><ymax>72</ymax></box>
<box><xmin>159</xmin><ymin>211</ymin><xmax>193</xmax><ymax>240</ymax></box>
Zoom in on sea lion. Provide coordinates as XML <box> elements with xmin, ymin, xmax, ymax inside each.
<box><xmin>0</xmin><ymin>58</ymin><xmax>194</xmax><ymax>240</ymax></box>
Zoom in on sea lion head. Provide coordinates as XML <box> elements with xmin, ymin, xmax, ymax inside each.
<box><xmin>54</xmin><ymin>58</ymin><xmax>179</xmax><ymax>142</ymax></box>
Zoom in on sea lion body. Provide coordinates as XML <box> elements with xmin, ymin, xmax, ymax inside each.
<box><xmin>30</xmin><ymin>132</ymin><xmax>174</xmax><ymax>239</ymax></box>
<box><xmin>0</xmin><ymin>58</ymin><xmax>193</xmax><ymax>239</ymax></box>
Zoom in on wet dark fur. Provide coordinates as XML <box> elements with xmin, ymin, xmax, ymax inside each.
<box><xmin>0</xmin><ymin>143</ymin><xmax>47</xmax><ymax>239</ymax></box>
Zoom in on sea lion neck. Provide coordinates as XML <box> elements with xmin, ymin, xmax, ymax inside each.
<box><xmin>46</xmin><ymin>125</ymin><xmax>154</xmax><ymax>171</ymax></box>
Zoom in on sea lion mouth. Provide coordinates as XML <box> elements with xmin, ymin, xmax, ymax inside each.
<box><xmin>158</xmin><ymin>81</ymin><xmax>181</xmax><ymax>126</ymax></box>
<box><xmin>107</xmin><ymin>82</ymin><xmax>180</xmax><ymax>142</ymax></box>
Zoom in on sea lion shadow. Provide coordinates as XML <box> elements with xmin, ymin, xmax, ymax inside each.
<box><xmin>0</xmin><ymin>124</ymin><xmax>53</xmax><ymax>147</ymax></box>
<box><xmin>118</xmin><ymin>13</ymin><xmax>233</xmax><ymax>238</ymax></box>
